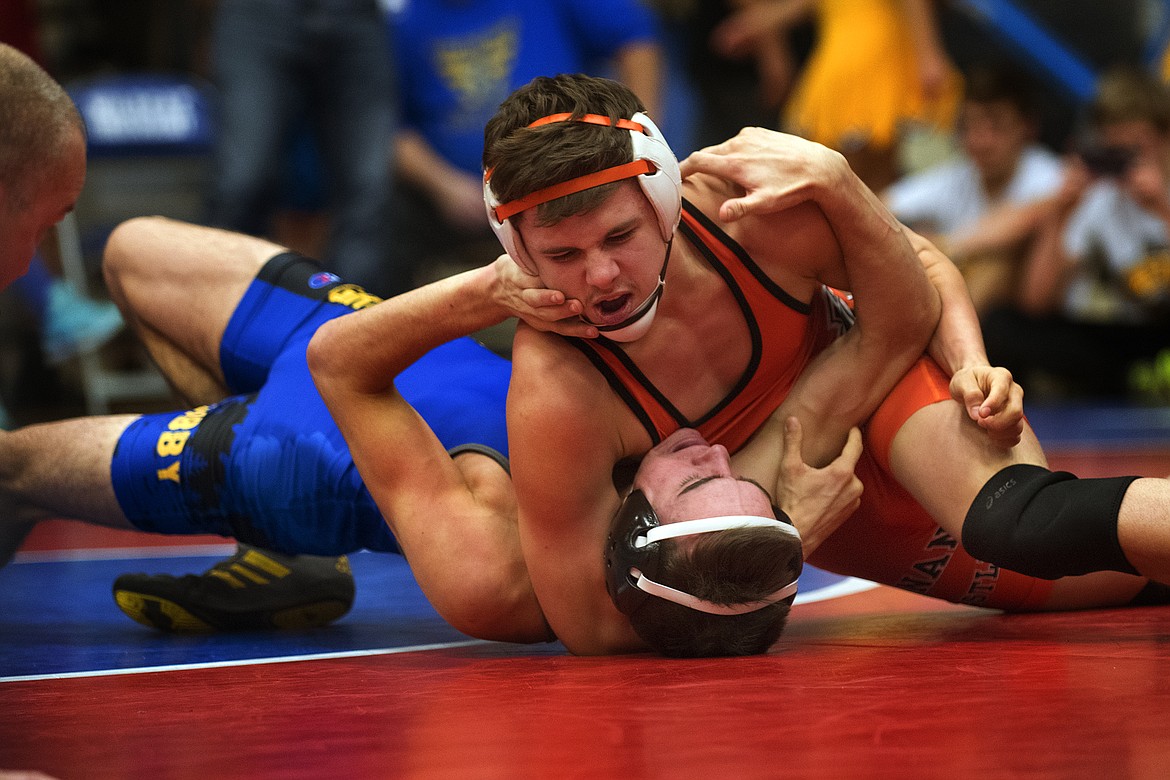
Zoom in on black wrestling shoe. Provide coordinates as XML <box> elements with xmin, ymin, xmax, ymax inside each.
<box><xmin>112</xmin><ymin>545</ymin><xmax>355</xmax><ymax>632</ymax></box>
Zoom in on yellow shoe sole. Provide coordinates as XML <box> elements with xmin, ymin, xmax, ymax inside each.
<box><xmin>114</xmin><ymin>590</ymin><xmax>352</xmax><ymax>632</ymax></box>
<box><xmin>114</xmin><ymin>590</ymin><xmax>215</xmax><ymax>632</ymax></box>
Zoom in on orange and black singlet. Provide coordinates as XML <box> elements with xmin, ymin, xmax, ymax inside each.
<box><xmin>567</xmin><ymin>200</ymin><xmax>1057</xmax><ymax>611</ymax></box>
<box><xmin>568</xmin><ymin>199</ymin><xmax>853</xmax><ymax>454</ymax></box>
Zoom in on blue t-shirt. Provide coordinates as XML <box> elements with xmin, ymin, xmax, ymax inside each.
<box><xmin>390</xmin><ymin>0</ymin><xmax>658</xmax><ymax>176</ymax></box>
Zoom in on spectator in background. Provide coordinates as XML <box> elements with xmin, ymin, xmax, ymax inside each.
<box><xmin>386</xmin><ymin>0</ymin><xmax>663</xmax><ymax>288</ymax></box>
<box><xmin>669</xmin><ymin>0</ymin><xmax>801</xmax><ymax>151</ymax></box>
<box><xmin>206</xmin><ymin>0</ymin><xmax>404</xmax><ymax>295</ymax></box>
<box><xmin>883</xmin><ymin>62</ymin><xmax>1064</xmax><ymax>316</ymax></box>
<box><xmin>710</xmin><ymin>0</ymin><xmax>961</xmax><ymax>192</ymax></box>
<box><xmin>937</xmin><ymin>0</ymin><xmax>1145</xmax><ymax>154</ymax></box>
<box><xmin>1</xmin><ymin>26</ymin><xmax>121</xmax><ymax>429</ymax></box>
<box><xmin>983</xmin><ymin>66</ymin><xmax>1170</xmax><ymax>400</ymax></box>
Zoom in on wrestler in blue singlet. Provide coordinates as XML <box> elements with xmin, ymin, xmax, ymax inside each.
<box><xmin>109</xmin><ymin>254</ymin><xmax>510</xmax><ymax>555</ymax></box>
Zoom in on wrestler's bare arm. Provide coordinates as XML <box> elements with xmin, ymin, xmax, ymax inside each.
<box><xmin>734</xmin><ymin>414</ymin><xmax>864</xmax><ymax>556</ymax></box>
<box><xmin>685</xmin><ymin>132</ymin><xmax>941</xmax><ymax>466</ymax></box>
<box><xmin>906</xmin><ymin>229</ymin><xmax>1023</xmax><ymax>446</ymax></box>
<box><xmin>682</xmin><ymin>129</ymin><xmax>1023</xmax><ymax>444</ymax></box>
<box><xmin>506</xmin><ymin>326</ymin><xmax>649</xmax><ymax>655</ymax></box>
<box><xmin>308</xmin><ymin>265</ymin><xmax>552</xmax><ymax>643</ymax></box>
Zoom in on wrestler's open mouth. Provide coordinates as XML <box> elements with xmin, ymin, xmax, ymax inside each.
<box><xmin>596</xmin><ymin>294</ymin><xmax>631</xmax><ymax>316</ymax></box>
<box><xmin>589</xmin><ymin>292</ymin><xmax>636</xmax><ymax>322</ymax></box>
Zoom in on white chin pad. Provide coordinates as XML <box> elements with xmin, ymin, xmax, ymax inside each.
<box><xmin>592</xmin><ymin>295</ymin><xmax>659</xmax><ymax>342</ymax></box>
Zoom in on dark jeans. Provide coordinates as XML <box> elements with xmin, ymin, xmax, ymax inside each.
<box><xmin>208</xmin><ymin>0</ymin><xmax>407</xmax><ymax>295</ymax></box>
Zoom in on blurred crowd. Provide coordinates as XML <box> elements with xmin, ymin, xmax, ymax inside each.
<box><xmin>3</xmin><ymin>0</ymin><xmax>1169</xmax><ymax>427</ymax></box>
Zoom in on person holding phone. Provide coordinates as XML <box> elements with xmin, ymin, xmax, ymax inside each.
<box><xmin>982</xmin><ymin>65</ymin><xmax>1170</xmax><ymax>400</ymax></box>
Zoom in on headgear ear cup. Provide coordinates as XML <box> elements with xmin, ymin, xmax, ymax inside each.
<box><xmin>483</xmin><ymin>171</ymin><xmax>534</xmax><ymax>273</ymax></box>
<box><xmin>626</xmin><ymin>112</ymin><xmax>682</xmax><ymax>241</ymax></box>
<box><xmin>483</xmin><ymin>112</ymin><xmax>682</xmax><ymax>274</ymax></box>
<box><xmin>604</xmin><ymin>490</ymin><xmax>664</xmax><ymax>616</ymax></box>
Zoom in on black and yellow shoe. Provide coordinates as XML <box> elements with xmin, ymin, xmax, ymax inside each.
<box><xmin>112</xmin><ymin>545</ymin><xmax>355</xmax><ymax>632</ymax></box>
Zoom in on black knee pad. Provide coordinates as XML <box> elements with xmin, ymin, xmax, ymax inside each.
<box><xmin>962</xmin><ymin>464</ymin><xmax>1139</xmax><ymax>579</ymax></box>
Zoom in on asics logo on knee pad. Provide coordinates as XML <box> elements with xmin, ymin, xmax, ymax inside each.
<box><xmin>985</xmin><ymin>476</ymin><xmax>1019</xmax><ymax>510</ymax></box>
<box><xmin>964</xmin><ymin>464</ymin><xmax>1139</xmax><ymax>579</ymax></box>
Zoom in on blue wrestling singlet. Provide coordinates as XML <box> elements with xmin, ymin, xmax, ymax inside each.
<box><xmin>109</xmin><ymin>254</ymin><xmax>511</xmax><ymax>555</ymax></box>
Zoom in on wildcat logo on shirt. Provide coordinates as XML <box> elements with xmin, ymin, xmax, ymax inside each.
<box><xmin>435</xmin><ymin>22</ymin><xmax>517</xmax><ymax>130</ymax></box>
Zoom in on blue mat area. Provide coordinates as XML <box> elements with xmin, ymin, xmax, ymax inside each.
<box><xmin>0</xmin><ymin>549</ymin><xmax>851</xmax><ymax>679</ymax></box>
<box><xmin>4</xmin><ymin>403</ymin><xmax>1165</xmax><ymax>679</ymax></box>
<box><xmin>1027</xmin><ymin>403</ymin><xmax>1170</xmax><ymax>449</ymax></box>
<box><xmin>0</xmin><ymin>552</ymin><xmax>473</xmax><ymax>680</ymax></box>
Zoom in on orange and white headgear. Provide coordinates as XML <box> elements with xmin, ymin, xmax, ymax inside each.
<box><xmin>484</xmin><ymin>110</ymin><xmax>681</xmax><ymax>290</ymax></box>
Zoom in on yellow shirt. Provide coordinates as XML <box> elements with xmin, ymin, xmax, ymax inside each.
<box><xmin>784</xmin><ymin>0</ymin><xmax>961</xmax><ymax>151</ymax></box>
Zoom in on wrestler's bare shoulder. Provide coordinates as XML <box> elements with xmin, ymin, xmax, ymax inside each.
<box><xmin>511</xmin><ymin>325</ymin><xmax>615</xmax><ymax>406</ymax></box>
<box><xmin>681</xmin><ymin>173</ymin><xmax>842</xmax><ymax>290</ymax></box>
<box><xmin>509</xmin><ymin>324</ymin><xmax>645</xmax><ymax>454</ymax></box>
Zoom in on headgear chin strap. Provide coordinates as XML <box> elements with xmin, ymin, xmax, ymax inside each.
<box><xmin>483</xmin><ymin>111</ymin><xmax>682</xmax><ymax>275</ymax></box>
<box><xmin>591</xmin><ymin>290</ymin><xmax>660</xmax><ymax>343</ymax></box>
<box><xmin>605</xmin><ymin>490</ymin><xmax>802</xmax><ymax>618</ymax></box>
<box><xmin>585</xmin><ymin>240</ymin><xmax>671</xmax><ymax>343</ymax></box>
<box><xmin>629</xmin><ymin>570</ymin><xmax>799</xmax><ymax>616</ymax></box>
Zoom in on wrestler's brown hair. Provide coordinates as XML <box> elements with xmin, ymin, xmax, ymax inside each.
<box><xmin>0</xmin><ymin>44</ymin><xmax>84</xmax><ymax>212</ymax></box>
<box><xmin>627</xmin><ymin>526</ymin><xmax>802</xmax><ymax>657</ymax></box>
<box><xmin>1088</xmin><ymin>65</ymin><xmax>1170</xmax><ymax>135</ymax></box>
<box><xmin>483</xmin><ymin>74</ymin><xmax>644</xmax><ymax>225</ymax></box>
